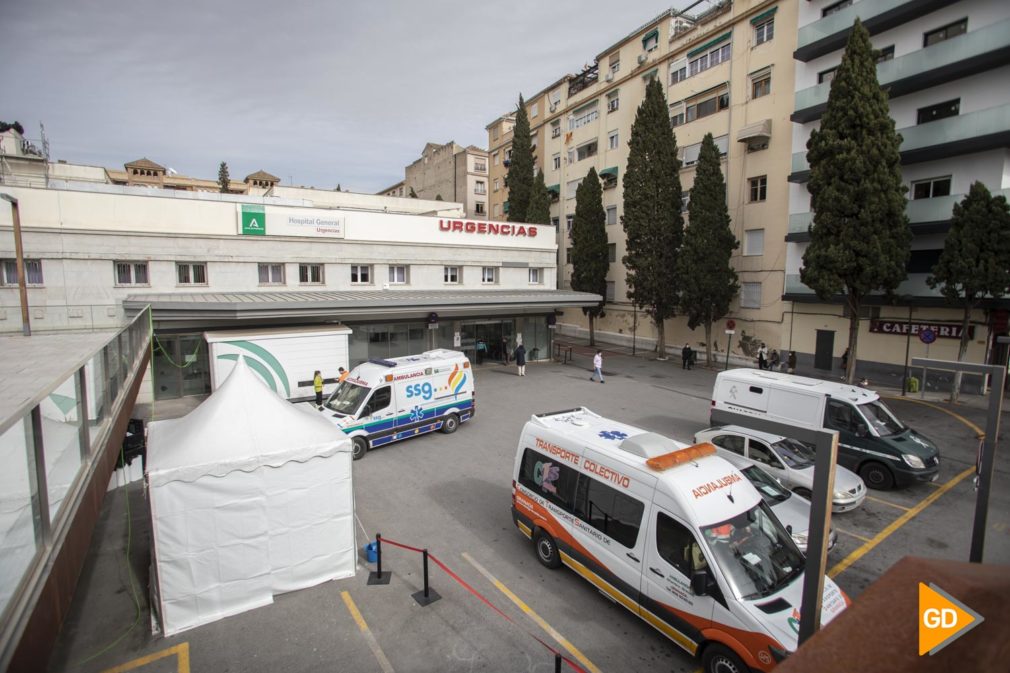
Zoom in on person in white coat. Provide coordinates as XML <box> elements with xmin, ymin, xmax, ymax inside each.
<box><xmin>590</xmin><ymin>350</ymin><xmax>605</xmax><ymax>383</ymax></box>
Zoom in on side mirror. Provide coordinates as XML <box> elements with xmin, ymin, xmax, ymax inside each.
<box><xmin>691</xmin><ymin>570</ymin><xmax>711</xmax><ymax>596</ymax></box>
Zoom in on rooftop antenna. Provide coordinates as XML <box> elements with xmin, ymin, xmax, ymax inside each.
<box><xmin>40</xmin><ymin>122</ymin><xmax>51</xmax><ymax>187</ymax></box>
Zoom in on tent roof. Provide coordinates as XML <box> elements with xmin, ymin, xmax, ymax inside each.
<box><xmin>146</xmin><ymin>358</ymin><xmax>349</xmax><ymax>486</ymax></box>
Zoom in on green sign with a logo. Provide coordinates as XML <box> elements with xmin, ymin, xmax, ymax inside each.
<box><xmin>241</xmin><ymin>205</ymin><xmax>266</xmax><ymax>235</ymax></box>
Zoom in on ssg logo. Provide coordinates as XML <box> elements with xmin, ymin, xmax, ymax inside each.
<box><xmin>447</xmin><ymin>364</ymin><xmax>467</xmax><ymax>398</ymax></box>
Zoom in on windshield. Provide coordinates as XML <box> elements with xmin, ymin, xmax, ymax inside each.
<box><xmin>741</xmin><ymin>466</ymin><xmax>791</xmax><ymax>504</ymax></box>
<box><xmin>858</xmin><ymin>399</ymin><xmax>905</xmax><ymax>437</ymax></box>
<box><xmin>772</xmin><ymin>437</ymin><xmax>815</xmax><ymax>469</ymax></box>
<box><xmin>702</xmin><ymin>501</ymin><xmax>804</xmax><ymax>601</ymax></box>
<box><xmin>324</xmin><ymin>381</ymin><xmax>370</xmax><ymax>416</ymax></box>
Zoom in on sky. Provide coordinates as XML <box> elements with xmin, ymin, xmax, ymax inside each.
<box><xmin>2</xmin><ymin>0</ymin><xmax>697</xmax><ymax>194</ymax></box>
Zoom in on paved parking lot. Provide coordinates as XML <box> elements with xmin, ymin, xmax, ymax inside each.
<box><xmin>49</xmin><ymin>348</ymin><xmax>1009</xmax><ymax>673</ymax></box>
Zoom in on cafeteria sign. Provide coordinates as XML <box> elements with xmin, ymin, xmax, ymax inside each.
<box><xmin>869</xmin><ymin>320</ymin><xmax>973</xmax><ymax>340</ymax></box>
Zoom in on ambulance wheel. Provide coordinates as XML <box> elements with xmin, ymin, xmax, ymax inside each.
<box><xmin>441</xmin><ymin>413</ymin><xmax>460</xmax><ymax>434</ymax></box>
<box><xmin>534</xmin><ymin>529</ymin><xmax>561</xmax><ymax>569</ymax></box>
<box><xmin>701</xmin><ymin>643</ymin><xmax>748</xmax><ymax>673</ymax></box>
<box><xmin>352</xmin><ymin>437</ymin><xmax>368</xmax><ymax>461</ymax></box>
<box><xmin>859</xmin><ymin>461</ymin><xmax>894</xmax><ymax>490</ymax></box>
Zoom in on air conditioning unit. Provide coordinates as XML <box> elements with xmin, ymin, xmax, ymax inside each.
<box><xmin>605</xmin><ymin>71</ymin><xmax>614</xmax><ymax>82</ymax></box>
<box><xmin>638</xmin><ymin>53</ymin><xmax>648</xmax><ymax>65</ymax></box>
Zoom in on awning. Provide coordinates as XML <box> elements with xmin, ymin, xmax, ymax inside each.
<box><xmin>737</xmin><ymin>119</ymin><xmax>772</xmax><ymax>142</ymax></box>
<box><xmin>687</xmin><ymin>31</ymin><xmax>732</xmax><ymax>58</ymax></box>
<box><xmin>546</xmin><ymin>184</ymin><xmax>561</xmax><ymax>194</ymax></box>
<box><xmin>642</xmin><ymin>29</ymin><xmax>659</xmax><ymax>46</ymax></box>
<box><xmin>600</xmin><ymin>167</ymin><xmax>619</xmax><ymax>178</ymax></box>
<box><xmin>750</xmin><ymin>6</ymin><xmax>777</xmax><ymax>25</ymax></box>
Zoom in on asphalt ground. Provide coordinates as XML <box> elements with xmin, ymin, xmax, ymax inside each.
<box><xmin>47</xmin><ymin>347</ymin><xmax>1010</xmax><ymax>673</ymax></box>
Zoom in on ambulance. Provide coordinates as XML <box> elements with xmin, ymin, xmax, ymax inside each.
<box><xmin>307</xmin><ymin>349</ymin><xmax>475</xmax><ymax>460</ymax></box>
<box><xmin>511</xmin><ymin>408</ymin><xmax>848</xmax><ymax>673</ymax></box>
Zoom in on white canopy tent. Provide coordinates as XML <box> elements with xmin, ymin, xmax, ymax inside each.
<box><xmin>146</xmin><ymin>359</ymin><xmax>355</xmax><ymax>636</ymax></box>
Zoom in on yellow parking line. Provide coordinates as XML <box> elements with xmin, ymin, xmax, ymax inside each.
<box><xmin>834</xmin><ymin>527</ymin><xmax>873</xmax><ymax>544</ymax></box>
<box><xmin>341</xmin><ymin>591</ymin><xmax>395</xmax><ymax>673</ymax></box>
<box><xmin>829</xmin><ymin>467</ymin><xmax>973</xmax><ymax>578</ymax></box>
<box><xmin>865</xmin><ymin>494</ymin><xmax>912</xmax><ymax>512</ymax></box>
<box><xmin>100</xmin><ymin>643</ymin><xmax>189</xmax><ymax>673</ymax></box>
<box><xmin>462</xmin><ymin>552</ymin><xmax>603</xmax><ymax>673</ymax></box>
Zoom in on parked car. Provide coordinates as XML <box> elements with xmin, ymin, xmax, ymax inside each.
<box><xmin>718</xmin><ymin>451</ymin><xmax>837</xmax><ymax>554</ymax></box>
<box><xmin>695</xmin><ymin>425</ymin><xmax>866</xmax><ymax>513</ymax></box>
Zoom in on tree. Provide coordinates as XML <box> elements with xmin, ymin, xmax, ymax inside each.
<box><xmin>526</xmin><ymin>171</ymin><xmax>551</xmax><ymax>225</ymax></box>
<box><xmin>0</xmin><ymin>121</ymin><xmax>26</xmax><ymax>135</ymax></box>
<box><xmin>928</xmin><ymin>182</ymin><xmax>1010</xmax><ymax>401</ymax></box>
<box><xmin>435</xmin><ymin>194</ymin><xmax>443</xmax><ymax>201</ymax></box>
<box><xmin>505</xmin><ymin>95</ymin><xmax>534</xmax><ymax>223</ymax></box>
<box><xmin>335</xmin><ymin>184</ymin><xmax>342</xmax><ymax>192</ymax></box>
<box><xmin>801</xmin><ymin>18</ymin><xmax>911</xmax><ymax>383</ymax></box>
<box><xmin>217</xmin><ymin>162</ymin><xmax>230</xmax><ymax>193</ymax></box>
<box><xmin>677</xmin><ymin>133</ymin><xmax>739</xmax><ymax>366</ymax></box>
<box><xmin>622</xmin><ymin>78</ymin><xmax>683</xmax><ymax>357</ymax></box>
<box><xmin>571</xmin><ymin>168</ymin><xmax>609</xmax><ymax>345</ymax></box>
<box><xmin>409</xmin><ymin>186</ymin><xmax>418</xmax><ymax>198</ymax></box>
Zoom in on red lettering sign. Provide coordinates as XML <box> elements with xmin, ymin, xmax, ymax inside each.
<box><xmin>437</xmin><ymin>220</ymin><xmax>541</xmax><ymax>238</ymax></box>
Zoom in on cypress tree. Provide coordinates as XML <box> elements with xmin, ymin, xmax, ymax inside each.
<box><xmin>571</xmin><ymin>168</ymin><xmax>609</xmax><ymax>345</ymax></box>
<box><xmin>801</xmin><ymin>18</ymin><xmax>911</xmax><ymax>383</ymax></box>
<box><xmin>506</xmin><ymin>95</ymin><xmax>534</xmax><ymax>223</ymax></box>
<box><xmin>218</xmin><ymin>162</ymin><xmax>230</xmax><ymax>193</ymax></box>
<box><xmin>526</xmin><ymin>171</ymin><xmax>551</xmax><ymax>225</ymax></box>
<box><xmin>622</xmin><ymin>78</ymin><xmax>683</xmax><ymax>357</ymax></box>
<box><xmin>677</xmin><ymin>133</ymin><xmax>739</xmax><ymax>366</ymax></box>
<box><xmin>409</xmin><ymin>186</ymin><xmax>418</xmax><ymax>198</ymax></box>
<box><xmin>928</xmin><ymin>182</ymin><xmax>1010</xmax><ymax>401</ymax></box>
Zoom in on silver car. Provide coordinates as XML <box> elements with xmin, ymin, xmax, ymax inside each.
<box><xmin>724</xmin><ymin>456</ymin><xmax>837</xmax><ymax>554</ymax></box>
<box><xmin>695</xmin><ymin>425</ymin><xmax>866</xmax><ymax>513</ymax></box>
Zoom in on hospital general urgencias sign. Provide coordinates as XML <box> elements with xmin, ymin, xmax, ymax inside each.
<box><xmin>239</xmin><ymin>204</ymin><xmax>345</xmax><ymax>238</ymax></box>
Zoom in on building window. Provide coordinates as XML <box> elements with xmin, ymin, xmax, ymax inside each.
<box><xmin>751</xmin><ymin>73</ymin><xmax>771</xmax><ymax>99</ymax></box>
<box><xmin>531</xmin><ymin>102</ymin><xmax>539</xmax><ymax>118</ymax></box>
<box><xmin>493</xmin><ymin>178</ymin><xmax>499</xmax><ymax>192</ymax></box>
<box><xmin>912</xmin><ymin>176</ymin><xmax>952</xmax><ymax>200</ymax></box>
<box><xmin>608</xmin><ymin>130</ymin><xmax>619</xmax><ymax>150</ymax></box>
<box><xmin>552</xmin><ymin>154</ymin><xmax>561</xmax><ymax>171</ymax></box>
<box><xmin>744</xmin><ymin>229</ymin><xmax>765</xmax><ymax>256</ymax></box>
<box><xmin>607</xmin><ymin>91</ymin><xmax>619</xmax><ymax>113</ymax></box>
<box><xmin>688</xmin><ymin>43</ymin><xmax>731</xmax><ymax>78</ymax></box>
<box><xmin>644</xmin><ymin>31</ymin><xmax>659</xmax><ymax>52</ymax></box>
<box><xmin>924</xmin><ymin>19</ymin><xmax>967</xmax><ymax>47</ymax></box>
<box><xmin>608</xmin><ymin>244</ymin><xmax>617</xmax><ymax>263</ymax></box>
<box><xmin>917</xmin><ymin>99</ymin><xmax>960</xmax><ymax>124</ymax></box>
<box><xmin>576</xmin><ymin>141</ymin><xmax>598</xmax><ymax>161</ymax></box>
<box><xmin>681</xmin><ymin>190</ymin><xmax>691</xmax><ymax>213</ymax></box>
<box><xmin>749</xmin><ymin>176</ymin><xmax>768</xmax><ymax>202</ymax></box>
<box><xmin>822</xmin><ymin>0</ymin><xmax>852</xmax><ymax>17</ymax></box>
<box><xmin>481</xmin><ymin>266</ymin><xmax>496</xmax><ymax>284</ymax></box>
<box><xmin>670</xmin><ymin>58</ymin><xmax>687</xmax><ymax>85</ymax></box>
<box><xmin>475</xmin><ymin>180</ymin><xmax>486</xmax><ymax>195</ymax></box>
<box><xmin>492</xmin><ymin>151</ymin><xmax>499</xmax><ymax>166</ymax></box>
<box><xmin>115</xmin><ymin>261</ymin><xmax>149</xmax><ymax>286</ymax></box>
<box><xmin>741</xmin><ymin>282</ymin><xmax>762</xmax><ymax>309</ymax></box>
<box><xmin>493</xmin><ymin>203</ymin><xmax>501</xmax><ymax>217</ymax></box>
<box><xmin>474</xmin><ymin>159</ymin><xmax>486</xmax><ymax>172</ymax></box>
<box><xmin>569</xmin><ymin>105</ymin><xmax>599</xmax><ymax>131</ymax></box>
<box><xmin>444</xmin><ymin>266</ymin><xmax>460</xmax><ymax>284</ymax></box>
<box><xmin>351</xmin><ymin>264</ymin><xmax>371</xmax><ymax>284</ymax></box>
<box><xmin>258</xmin><ymin>263</ymin><xmax>285</xmax><ymax>285</ymax></box>
<box><xmin>818</xmin><ymin>67</ymin><xmax>837</xmax><ymax>84</ymax></box>
<box><xmin>606</xmin><ymin>281</ymin><xmax>616</xmax><ymax>302</ymax></box>
<box><xmin>299</xmin><ymin>263</ymin><xmax>323</xmax><ymax>284</ymax></box>
<box><xmin>566</xmin><ymin>179</ymin><xmax>583</xmax><ymax>200</ymax></box>
<box><xmin>2</xmin><ymin>259</ymin><xmax>44</xmax><ymax>285</ymax></box>
<box><xmin>685</xmin><ymin>89</ymin><xmax>729</xmax><ymax>123</ymax></box>
<box><xmin>754</xmin><ymin>17</ymin><xmax>774</xmax><ymax>45</ymax></box>
<box><xmin>606</xmin><ymin>205</ymin><xmax>617</xmax><ymax>225</ymax></box>
<box><xmin>681</xmin><ymin>136</ymin><xmax>729</xmax><ymax>166</ymax></box>
<box><xmin>875</xmin><ymin>45</ymin><xmax>895</xmax><ymax>63</ymax></box>
<box><xmin>551</xmin><ymin>120</ymin><xmax>561</xmax><ymax>138</ymax></box>
<box><xmin>529</xmin><ymin>268</ymin><xmax>542</xmax><ymax>284</ymax></box>
<box><xmin>609</xmin><ymin>53</ymin><xmax>620</xmax><ymax>75</ymax></box>
<box><xmin>551</xmin><ymin>217</ymin><xmax>560</xmax><ymax>228</ymax></box>
<box><xmin>670</xmin><ymin>104</ymin><xmax>685</xmax><ymax>127</ymax></box>
<box><xmin>177</xmin><ymin>262</ymin><xmax>207</xmax><ymax>285</ymax></box>
<box><xmin>566</xmin><ymin>214</ymin><xmax>574</xmax><ymax>235</ymax></box>
<box><xmin>388</xmin><ymin>265</ymin><xmax>408</xmax><ymax>285</ymax></box>
<box><xmin>492</xmin><ymin>127</ymin><xmax>500</xmax><ymax>141</ymax></box>
<box><xmin>475</xmin><ymin>201</ymin><xmax>486</xmax><ymax>214</ymax></box>
<box><xmin>565</xmin><ymin>247</ymin><xmax>573</xmax><ymax>263</ymax></box>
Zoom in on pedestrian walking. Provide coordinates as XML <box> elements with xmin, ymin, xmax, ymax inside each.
<box><xmin>313</xmin><ymin>370</ymin><xmax>324</xmax><ymax>408</ymax></box>
<box><xmin>770</xmin><ymin>349</ymin><xmax>780</xmax><ymax>371</ymax></box>
<box><xmin>476</xmin><ymin>339</ymin><xmax>487</xmax><ymax>365</ymax></box>
<box><xmin>841</xmin><ymin>347</ymin><xmax>849</xmax><ymax>371</ymax></box>
<box><xmin>681</xmin><ymin>343</ymin><xmax>691</xmax><ymax>370</ymax></box>
<box><xmin>514</xmin><ymin>343</ymin><xmax>527</xmax><ymax>376</ymax></box>
<box><xmin>757</xmin><ymin>343</ymin><xmax>768</xmax><ymax>370</ymax></box>
<box><xmin>787</xmin><ymin>350</ymin><xmax>797</xmax><ymax>374</ymax></box>
<box><xmin>501</xmin><ymin>337</ymin><xmax>510</xmax><ymax>365</ymax></box>
<box><xmin>590</xmin><ymin>350</ymin><xmax>605</xmax><ymax>383</ymax></box>
<box><xmin>687</xmin><ymin>346</ymin><xmax>695</xmax><ymax>370</ymax></box>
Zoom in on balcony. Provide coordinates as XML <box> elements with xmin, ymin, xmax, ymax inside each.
<box><xmin>794</xmin><ymin>0</ymin><xmax>958</xmax><ymax>62</ymax></box>
<box><xmin>789</xmin><ymin>103</ymin><xmax>1010</xmax><ymax>183</ymax></box>
<box><xmin>794</xmin><ymin>18</ymin><xmax>1010</xmax><ymax>123</ymax></box>
<box><xmin>787</xmin><ymin>187</ymin><xmax>1010</xmax><ymax>241</ymax></box>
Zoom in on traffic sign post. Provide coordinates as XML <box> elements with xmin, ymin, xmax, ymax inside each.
<box><xmin>724</xmin><ymin>329</ymin><xmax>735</xmax><ymax>371</ymax></box>
<box><xmin>918</xmin><ymin>329</ymin><xmax>936</xmax><ymax>399</ymax></box>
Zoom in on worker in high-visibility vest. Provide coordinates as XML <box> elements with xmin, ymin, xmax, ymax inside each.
<box><xmin>313</xmin><ymin>370</ymin><xmax>324</xmax><ymax>408</ymax></box>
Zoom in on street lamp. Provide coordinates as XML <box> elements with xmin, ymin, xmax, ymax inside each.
<box><xmin>0</xmin><ymin>193</ymin><xmax>30</xmax><ymax>336</ymax></box>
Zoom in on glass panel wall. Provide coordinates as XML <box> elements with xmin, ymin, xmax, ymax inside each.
<box><xmin>41</xmin><ymin>373</ymin><xmax>83</xmax><ymax>523</ymax></box>
<box><xmin>0</xmin><ymin>418</ymin><xmax>38</xmax><ymax>619</ymax></box>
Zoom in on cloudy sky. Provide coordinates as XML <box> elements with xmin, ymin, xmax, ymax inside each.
<box><xmin>3</xmin><ymin>0</ymin><xmax>696</xmax><ymax>193</ymax></box>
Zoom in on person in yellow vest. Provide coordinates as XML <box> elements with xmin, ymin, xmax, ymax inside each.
<box><xmin>313</xmin><ymin>370</ymin><xmax>324</xmax><ymax>408</ymax></box>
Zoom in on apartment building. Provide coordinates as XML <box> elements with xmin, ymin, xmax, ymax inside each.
<box><xmin>490</xmin><ymin>0</ymin><xmax>798</xmax><ymax>354</ymax></box>
<box><xmin>786</xmin><ymin>0</ymin><xmax>1010</xmax><ymax>370</ymax></box>
<box><xmin>486</xmin><ymin>113</ymin><xmax>516</xmax><ymax>220</ymax></box>
<box><xmin>388</xmin><ymin>141</ymin><xmax>490</xmax><ymax>218</ymax></box>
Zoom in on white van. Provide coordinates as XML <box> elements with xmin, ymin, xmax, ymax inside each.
<box><xmin>710</xmin><ymin>369</ymin><xmax>940</xmax><ymax>490</ymax></box>
<box><xmin>306</xmin><ymin>349</ymin><xmax>474</xmax><ymax>460</ymax></box>
<box><xmin>511</xmin><ymin>408</ymin><xmax>847</xmax><ymax>673</ymax></box>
